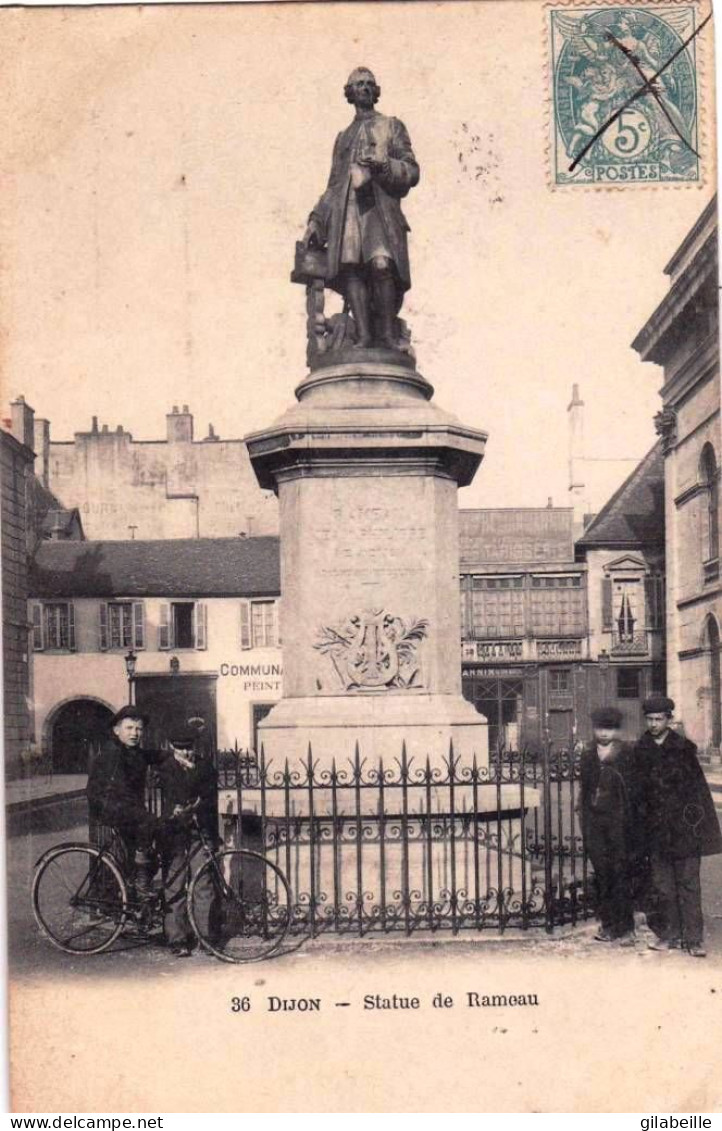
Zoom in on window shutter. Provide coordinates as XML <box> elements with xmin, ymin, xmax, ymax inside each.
<box><xmin>31</xmin><ymin>604</ymin><xmax>44</xmax><ymax>651</ymax></box>
<box><xmin>275</xmin><ymin>599</ymin><xmax>282</xmax><ymax>647</ymax></box>
<box><xmin>67</xmin><ymin>603</ymin><xmax>76</xmax><ymax>652</ymax></box>
<box><xmin>240</xmin><ymin>601</ymin><xmax>251</xmax><ymax>650</ymax></box>
<box><xmin>601</xmin><ymin>578</ymin><xmax>613</xmax><ymax>631</ymax></box>
<box><xmin>196</xmin><ymin>603</ymin><xmax>208</xmax><ymax>650</ymax></box>
<box><xmin>132</xmin><ymin>602</ymin><xmax>145</xmax><ymax>649</ymax></box>
<box><xmin>647</xmin><ymin>579</ymin><xmax>660</xmax><ymax>633</ymax></box>
<box><xmin>656</xmin><ymin>576</ymin><xmax>665</xmax><ymax>630</ymax></box>
<box><xmin>99</xmin><ymin>603</ymin><xmax>108</xmax><ymax>651</ymax></box>
<box><xmin>159</xmin><ymin>603</ymin><xmax>171</xmax><ymax>650</ymax></box>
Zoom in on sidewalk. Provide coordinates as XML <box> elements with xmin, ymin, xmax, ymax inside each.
<box><xmin>5</xmin><ymin>773</ymin><xmax>87</xmax><ymax>836</ymax></box>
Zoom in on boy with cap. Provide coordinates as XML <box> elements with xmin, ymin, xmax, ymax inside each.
<box><xmin>155</xmin><ymin>727</ymin><xmax>219</xmax><ymax>958</ymax></box>
<box><xmin>635</xmin><ymin>696</ymin><xmax>722</xmax><ymax>957</ymax></box>
<box><xmin>86</xmin><ymin>705</ymin><xmax>165</xmax><ymax>897</ymax></box>
<box><xmin>579</xmin><ymin>706</ymin><xmax>643</xmax><ymax>946</ymax></box>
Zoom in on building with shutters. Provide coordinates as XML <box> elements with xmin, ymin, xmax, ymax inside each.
<box><xmin>28</xmin><ymin>537</ymin><xmax>282</xmax><ymax>770</ymax></box>
<box><xmin>632</xmin><ymin>198</ymin><xmax>721</xmax><ymax>757</ymax></box>
<box><xmin>574</xmin><ymin>442</ymin><xmax>667</xmax><ymax>738</ymax></box>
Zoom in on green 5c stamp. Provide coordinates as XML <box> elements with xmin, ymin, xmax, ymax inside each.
<box><xmin>550</xmin><ymin>6</ymin><xmax>704</xmax><ymax>185</ymax></box>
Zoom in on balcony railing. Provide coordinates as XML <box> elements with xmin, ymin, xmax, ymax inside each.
<box><xmin>610</xmin><ymin>631</ymin><xmax>649</xmax><ymax>656</ymax></box>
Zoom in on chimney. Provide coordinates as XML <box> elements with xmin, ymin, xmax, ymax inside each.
<box><xmin>91</xmin><ymin>415</ymin><xmax>99</xmax><ymax>433</ymax></box>
<box><xmin>167</xmin><ymin>404</ymin><xmax>193</xmax><ymax>443</ymax></box>
<box><xmin>11</xmin><ymin>396</ymin><xmax>35</xmax><ymax>451</ymax></box>
<box><xmin>567</xmin><ymin>384</ymin><xmax>585</xmax><ymax>526</ymax></box>
<box><xmin>34</xmin><ymin>418</ymin><xmax>50</xmax><ymax>487</ymax></box>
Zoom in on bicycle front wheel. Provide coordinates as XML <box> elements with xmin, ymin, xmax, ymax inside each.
<box><xmin>32</xmin><ymin>845</ymin><xmax>128</xmax><ymax>955</ymax></box>
<box><xmin>189</xmin><ymin>849</ymin><xmax>291</xmax><ymax>963</ymax></box>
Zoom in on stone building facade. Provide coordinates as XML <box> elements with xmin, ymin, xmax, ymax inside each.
<box><xmin>2</xmin><ymin>396</ymin><xmax>84</xmax><ymax>777</ymax></box>
<box><xmin>47</xmin><ymin>406</ymin><xmax>279</xmax><ymax>541</ymax></box>
<box><xmin>29</xmin><ymin>537</ymin><xmax>282</xmax><ymax>770</ymax></box>
<box><xmin>574</xmin><ymin>443</ymin><xmax>666</xmax><ymax>737</ymax></box>
<box><xmin>633</xmin><ymin>198</ymin><xmax>721</xmax><ymax>756</ymax></box>
<box><xmin>2</xmin><ymin>403</ymin><xmax>36</xmax><ymax>775</ymax></box>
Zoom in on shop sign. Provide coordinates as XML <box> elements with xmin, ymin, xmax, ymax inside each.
<box><xmin>474</xmin><ymin>641</ymin><xmax>523</xmax><ymax>661</ymax></box>
<box><xmin>537</xmin><ymin>639</ymin><xmax>582</xmax><ymax>658</ymax></box>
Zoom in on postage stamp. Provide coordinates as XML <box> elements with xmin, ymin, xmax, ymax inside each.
<box><xmin>549</xmin><ymin>5</ymin><xmax>702</xmax><ymax>186</ymax></box>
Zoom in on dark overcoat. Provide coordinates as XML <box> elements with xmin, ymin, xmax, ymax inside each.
<box><xmin>578</xmin><ymin>740</ymin><xmax>646</xmax><ymax>857</ymax></box>
<box><xmin>86</xmin><ymin>737</ymin><xmax>162</xmax><ymax>828</ymax></box>
<box><xmin>310</xmin><ymin>112</ymin><xmax>419</xmax><ymax>294</ymax></box>
<box><xmin>635</xmin><ymin>729</ymin><xmax>722</xmax><ymax>858</ymax></box>
<box><xmin>154</xmin><ymin>754</ymin><xmax>218</xmax><ymax>849</ymax></box>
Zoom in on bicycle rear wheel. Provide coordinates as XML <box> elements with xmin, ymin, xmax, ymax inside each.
<box><xmin>32</xmin><ymin>845</ymin><xmax>128</xmax><ymax>955</ymax></box>
<box><xmin>189</xmin><ymin>849</ymin><xmax>291</xmax><ymax>963</ymax></box>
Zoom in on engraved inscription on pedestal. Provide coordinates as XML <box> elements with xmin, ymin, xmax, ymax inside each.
<box><xmin>315</xmin><ymin>608</ymin><xmax>428</xmax><ymax>693</ymax></box>
<box><xmin>313</xmin><ymin>500</ymin><xmax>430</xmax><ymax>588</ymax></box>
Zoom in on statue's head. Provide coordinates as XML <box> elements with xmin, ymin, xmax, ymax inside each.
<box><xmin>344</xmin><ymin>67</ymin><xmax>381</xmax><ymax>106</ymax></box>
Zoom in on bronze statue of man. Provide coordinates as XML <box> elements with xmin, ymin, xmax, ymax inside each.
<box><xmin>302</xmin><ymin>67</ymin><xmax>419</xmax><ymax>351</ymax></box>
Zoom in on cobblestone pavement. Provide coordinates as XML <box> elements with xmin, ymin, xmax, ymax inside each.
<box><xmin>9</xmin><ymin>814</ymin><xmax>722</xmax><ymax>980</ymax></box>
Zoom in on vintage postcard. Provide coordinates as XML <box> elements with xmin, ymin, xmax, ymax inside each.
<box><xmin>1</xmin><ymin>0</ymin><xmax>720</xmax><ymax>1114</ymax></box>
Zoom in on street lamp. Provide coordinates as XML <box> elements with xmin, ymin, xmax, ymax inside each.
<box><xmin>124</xmin><ymin>649</ymin><xmax>138</xmax><ymax>705</ymax></box>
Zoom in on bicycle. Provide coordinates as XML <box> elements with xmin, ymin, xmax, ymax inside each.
<box><xmin>31</xmin><ymin>814</ymin><xmax>292</xmax><ymax>963</ymax></box>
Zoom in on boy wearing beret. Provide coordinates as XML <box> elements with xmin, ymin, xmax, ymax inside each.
<box><xmin>635</xmin><ymin>696</ymin><xmax>722</xmax><ymax>958</ymax></box>
<box><xmin>579</xmin><ymin>707</ymin><xmax>644</xmax><ymax>946</ymax></box>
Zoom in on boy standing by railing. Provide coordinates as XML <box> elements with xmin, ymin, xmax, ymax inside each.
<box><xmin>579</xmin><ymin>707</ymin><xmax>644</xmax><ymax>947</ymax></box>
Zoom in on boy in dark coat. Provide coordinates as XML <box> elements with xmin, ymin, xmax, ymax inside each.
<box><xmin>579</xmin><ymin>707</ymin><xmax>644</xmax><ymax>945</ymax></box>
<box><xmin>86</xmin><ymin>705</ymin><xmax>164</xmax><ymax>895</ymax></box>
<box><xmin>635</xmin><ymin>696</ymin><xmax>722</xmax><ymax>958</ymax></box>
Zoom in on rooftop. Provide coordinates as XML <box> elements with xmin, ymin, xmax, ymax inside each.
<box><xmin>575</xmin><ymin>443</ymin><xmax>665</xmax><ymax>550</ymax></box>
<box><xmin>30</xmin><ymin>536</ymin><xmax>281</xmax><ymax>599</ymax></box>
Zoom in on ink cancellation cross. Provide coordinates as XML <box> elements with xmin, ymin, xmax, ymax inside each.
<box><xmin>569</xmin><ymin>12</ymin><xmax>710</xmax><ymax>172</ymax></box>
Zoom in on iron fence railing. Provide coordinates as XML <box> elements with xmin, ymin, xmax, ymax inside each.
<box><xmin>209</xmin><ymin>743</ymin><xmax>592</xmax><ymax>937</ymax></box>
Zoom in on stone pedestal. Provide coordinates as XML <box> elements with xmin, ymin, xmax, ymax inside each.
<box><xmin>245</xmin><ymin>360</ymin><xmax>489</xmax><ymax>767</ymax></box>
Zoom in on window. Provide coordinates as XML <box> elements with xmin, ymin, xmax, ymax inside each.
<box><xmin>32</xmin><ymin>602</ymin><xmax>76</xmax><ymax>651</ymax></box>
<box><xmin>549</xmin><ymin>669</ymin><xmax>571</xmax><ymax>694</ymax></box>
<box><xmin>700</xmin><ymin>443</ymin><xmax>720</xmax><ymax>567</ymax></box>
<box><xmin>158</xmin><ymin>602</ymin><xmax>208</xmax><ymax>650</ymax></box>
<box><xmin>531</xmin><ymin>575</ymin><xmax>581</xmax><ymax>588</ymax></box>
<box><xmin>99</xmin><ymin>602</ymin><xmax>145</xmax><ymax>650</ymax></box>
<box><xmin>530</xmin><ymin>576</ymin><xmax>584</xmax><ymax>637</ymax></box>
<box><xmin>602</xmin><ymin>576</ymin><xmax>643</xmax><ymax>638</ymax></box>
<box><xmin>617</xmin><ymin>667</ymin><xmax>640</xmax><ymax>700</ymax></box>
<box><xmin>240</xmin><ymin>600</ymin><xmax>280</xmax><ymax>649</ymax></box>
<box><xmin>469</xmin><ymin>577</ymin><xmax>524</xmax><ymax>639</ymax></box>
